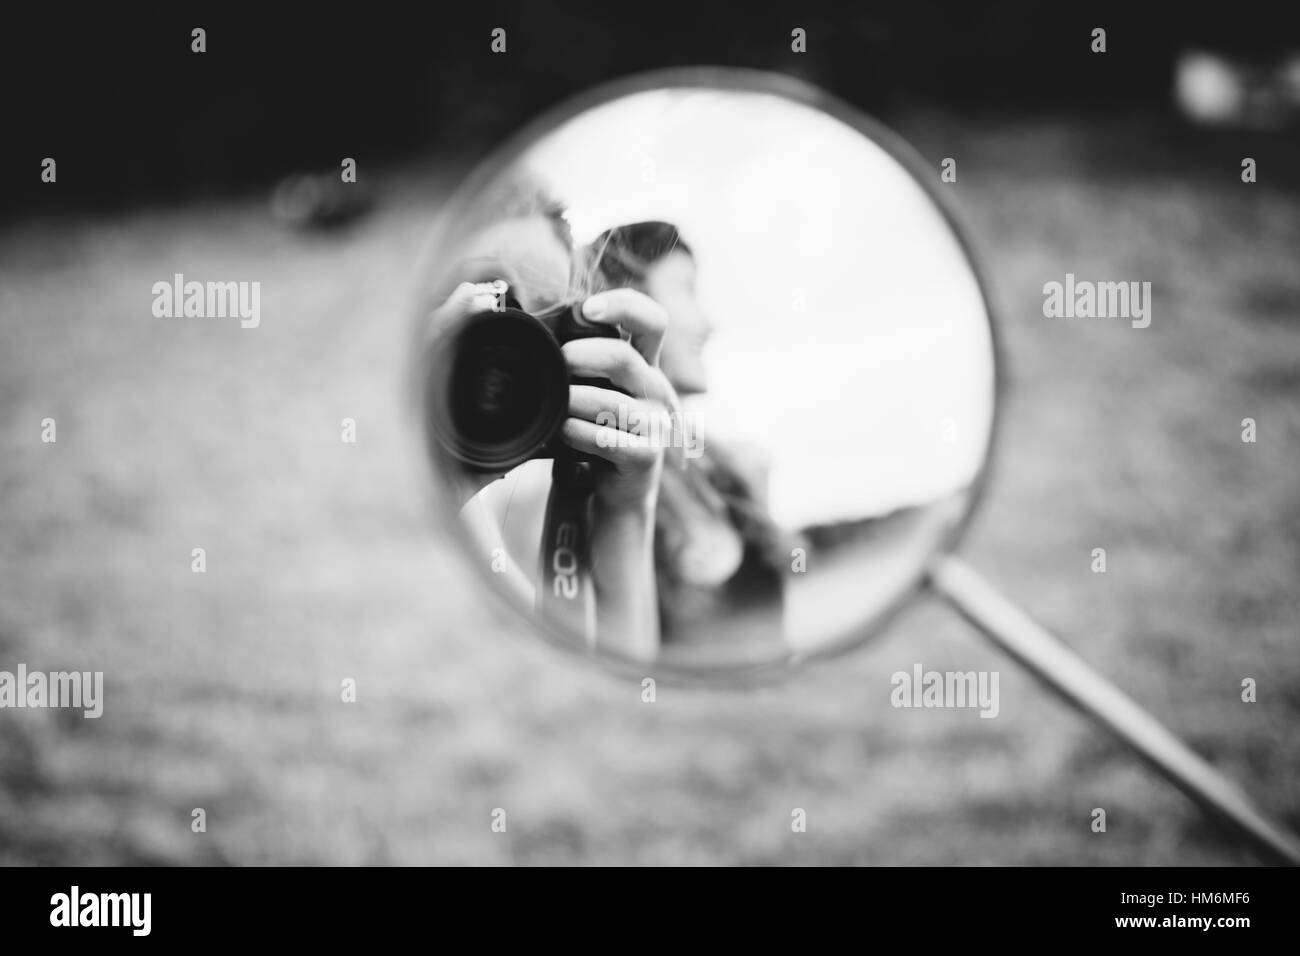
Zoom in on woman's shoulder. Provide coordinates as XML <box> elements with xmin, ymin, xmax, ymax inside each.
<box><xmin>704</xmin><ymin>437</ymin><xmax>770</xmax><ymax>503</ymax></box>
<box><xmin>467</xmin><ymin>459</ymin><xmax>553</xmax><ymax>592</ymax></box>
<box><xmin>478</xmin><ymin>459</ymin><xmax>552</xmax><ymax>527</ymax></box>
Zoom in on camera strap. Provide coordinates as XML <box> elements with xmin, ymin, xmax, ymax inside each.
<box><xmin>537</xmin><ymin>455</ymin><xmax>599</xmax><ymax>648</ymax></box>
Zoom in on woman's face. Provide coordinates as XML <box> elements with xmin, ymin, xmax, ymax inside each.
<box><xmin>641</xmin><ymin>250</ymin><xmax>712</xmax><ymax>395</ymax></box>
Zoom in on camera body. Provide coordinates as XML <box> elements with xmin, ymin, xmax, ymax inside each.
<box><xmin>425</xmin><ymin>281</ymin><xmax>620</xmax><ymax>474</ymax></box>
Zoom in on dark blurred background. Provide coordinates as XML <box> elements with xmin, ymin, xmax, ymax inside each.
<box><xmin>1</xmin><ymin>3</ymin><xmax>1298</xmax><ymax>865</ymax></box>
<box><xmin>5</xmin><ymin>2</ymin><xmax>1300</xmax><ymax>216</ymax></box>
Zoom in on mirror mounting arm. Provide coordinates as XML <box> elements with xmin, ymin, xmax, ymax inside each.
<box><xmin>929</xmin><ymin>554</ymin><xmax>1300</xmax><ymax>867</ymax></box>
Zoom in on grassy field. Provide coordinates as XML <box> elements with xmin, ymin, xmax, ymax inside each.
<box><xmin>1</xmin><ymin>115</ymin><xmax>1297</xmax><ymax>865</ymax></box>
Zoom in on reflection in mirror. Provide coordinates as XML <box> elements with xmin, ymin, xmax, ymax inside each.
<box><xmin>418</xmin><ymin>80</ymin><xmax>995</xmax><ymax>677</ymax></box>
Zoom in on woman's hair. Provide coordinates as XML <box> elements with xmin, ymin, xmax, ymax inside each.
<box><xmin>477</xmin><ymin>176</ymin><xmax>574</xmax><ymax>251</ymax></box>
<box><xmin>420</xmin><ymin>177</ymin><xmax>576</xmax><ymax>323</ymax></box>
<box><xmin>583</xmin><ymin>221</ymin><xmax>691</xmax><ymax>297</ymax></box>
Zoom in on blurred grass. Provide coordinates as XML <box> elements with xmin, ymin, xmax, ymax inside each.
<box><xmin>0</xmin><ymin>115</ymin><xmax>1297</xmax><ymax>865</ymax></box>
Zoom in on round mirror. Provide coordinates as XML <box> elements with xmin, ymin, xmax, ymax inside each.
<box><xmin>414</xmin><ymin>69</ymin><xmax>998</xmax><ymax>680</ymax></box>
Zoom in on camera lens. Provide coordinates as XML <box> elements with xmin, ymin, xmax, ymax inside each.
<box><xmin>453</xmin><ymin>342</ymin><xmax>536</xmax><ymax>439</ymax></box>
<box><xmin>427</xmin><ymin>307</ymin><xmax>568</xmax><ymax>472</ymax></box>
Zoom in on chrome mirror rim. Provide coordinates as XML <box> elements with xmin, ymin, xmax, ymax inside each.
<box><xmin>410</xmin><ymin>66</ymin><xmax>1006</xmax><ymax>685</ymax></box>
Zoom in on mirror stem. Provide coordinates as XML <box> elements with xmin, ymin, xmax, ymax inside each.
<box><xmin>928</xmin><ymin>554</ymin><xmax>1300</xmax><ymax>866</ymax></box>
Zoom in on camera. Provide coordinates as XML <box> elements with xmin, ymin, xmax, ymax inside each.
<box><xmin>424</xmin><ymin>280</ymin><xmax>620</xmax><ymax>473</ymax></box>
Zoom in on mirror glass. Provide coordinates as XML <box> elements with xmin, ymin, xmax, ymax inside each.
<box><xmin>416</xmin><ymin>75</ymin><xmax>996</xmax><ymax>678</ymax></box>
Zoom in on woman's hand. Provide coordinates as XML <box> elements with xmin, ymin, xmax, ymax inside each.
<box><xmin>423</xmin><ymin>281</ymin><xmax>514</xmax><ymax>509</ymax></box>
<box><xmin>559</xmin><ymin>287</ymin><xmax>682</xmax><ymax>660</ymax></box>
<box><xmin>560</xmin><ymin>288</ymin><xmax>683</xmax><ymax>514</ymax></box>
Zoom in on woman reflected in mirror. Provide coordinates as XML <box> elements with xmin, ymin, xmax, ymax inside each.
<box><xmin>584</xmin><ymin>222</ymin><xmax>798</xmax><ymax>661</ymax></box>
<box><xmin>427</xmin><ymin>194</ymin><xmax>797</xmax><ymax>662</ymax></box>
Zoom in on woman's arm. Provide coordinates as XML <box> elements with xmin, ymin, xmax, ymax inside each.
<box><xmin>557</xmin><ymin>289</ymin><xmax>681</xmax><ymax>660</ymax></box>
<box><xmin>589</xmin><ymin>496</ymin><xmax>659</xmax><ymax>660</ymax></box>
<box><xmin>470</xmin><ymin>457</ymin><xmax>660</xmax><ymax>658</ymax></box>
